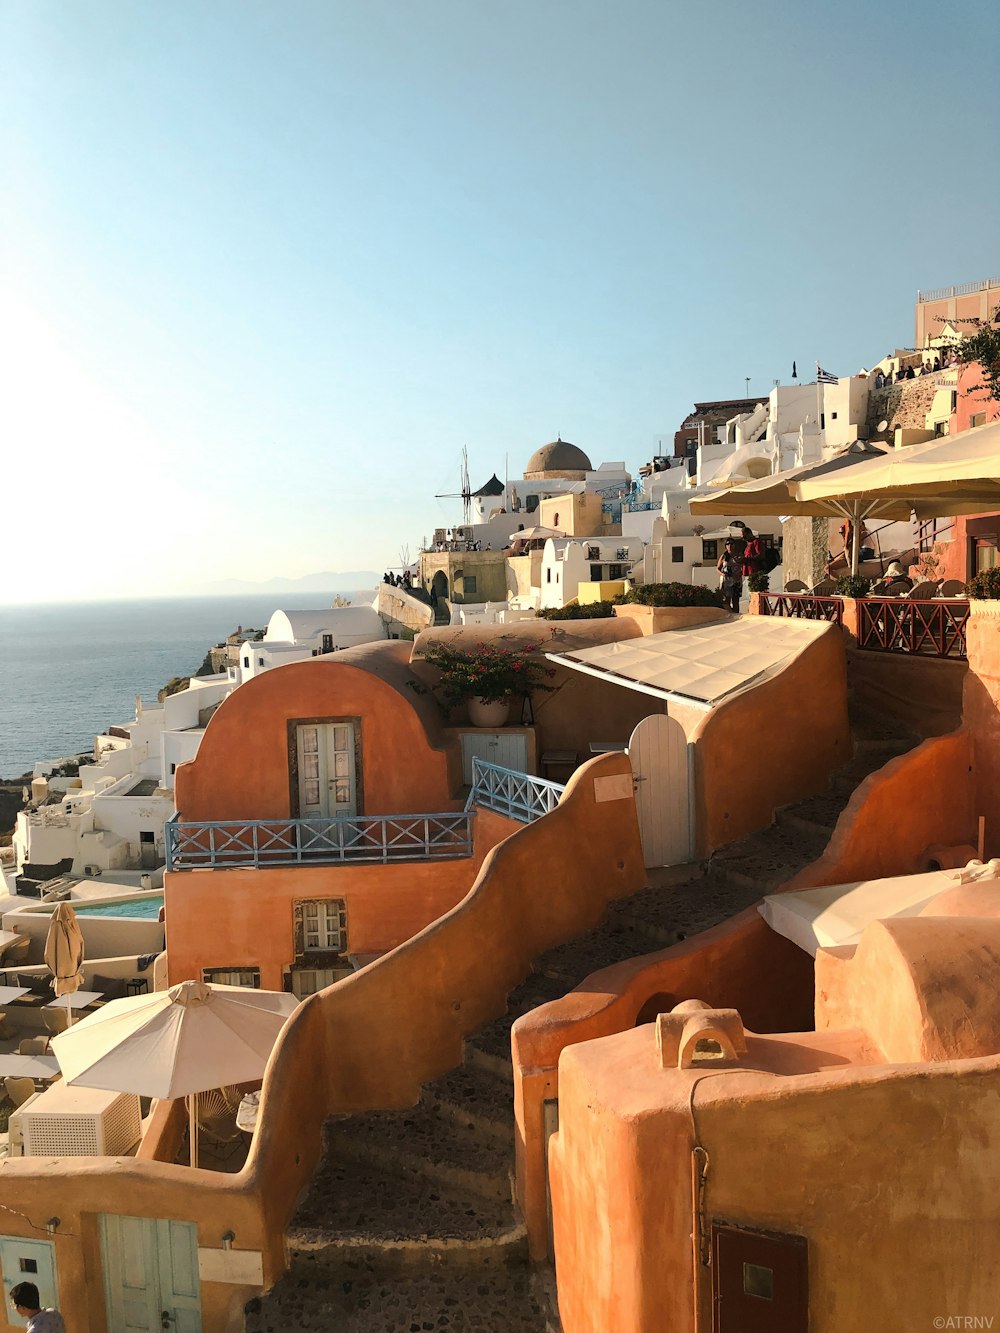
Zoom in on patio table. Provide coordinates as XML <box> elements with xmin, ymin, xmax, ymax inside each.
<box><xmin>0</xmin><ymin>987</ymin><xmax>31</xmax><ymax>1005</ymax></box>
<box><xmin>46</xmin><ymin>990</ymin><xmax>104</xmax><ymax>1011</ymax></box>
<box><xmin>0</xmin><ymin>1054</ymin><xmax>60</xmax><ymax>1080</ymax></box>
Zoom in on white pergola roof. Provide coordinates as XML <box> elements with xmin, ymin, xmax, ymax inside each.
<box><xmin>546</xmin><ymin>615</ymin><xmax>831</xmax><ymax>707</ymax></box>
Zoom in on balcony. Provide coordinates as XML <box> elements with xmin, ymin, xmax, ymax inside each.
<box><xmin>165</xmin><ymin>812</ymin><xmax>475</xmax><ymax>871</ymax></box>
<box><xmin>758</xmin><ymin>593</ymin><xmax>844</xmax><ymax>625</ymax></box>
<box><xmin>758</xmin><ymin>593</ymin><xmax>969</xmax><ymax>659</ymax></box>
<box><xmin>465</xmin><ymin>758</ymin><xmax>564</xmax><ymax>823</ymax></box>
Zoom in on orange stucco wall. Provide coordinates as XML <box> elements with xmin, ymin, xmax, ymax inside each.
<box><xmin>846</xmin><ymin>647</ymin><xmax>967</xmax><ymax>738</ymax></box>
<box><xmin>963</xmin><ymin>600</ymin><xmax>1000</xmax><ymax>856</ymax></box>
<box><xmin>175</xmin><ymin>642</ymin><xmax>458</xmax><ymax>821</ymax></box>
<box><xmin>550</xmin><ymin>1019</ymin><xmax>1000</xmax><ymax>1333</ymax></box>
<box><xmin>512</xmin><ymin>909</ymin><xmax>814</xmax><ymax>1259</ymax></box>
<box><xmin>785</xmin><ymin>729</ymin><xmax>976</xmax><ymax>889</ymax></box>
<box><xmin>164</xmin><ymin>810</ymin><xmax>517</xmax><ymax>987</ymax></box>
<box><xmin>817</xmin><ymin>914</ymin><xmax>1000</xmax><ymax>1064</ymax></box>
<box><xmin>691</xmin><ymin>625</ymin><xmax>851</xmax><ymax>855</ymax></box>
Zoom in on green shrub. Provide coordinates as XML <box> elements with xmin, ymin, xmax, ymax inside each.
<box><xmin>967</xmin><ymin>568</ymin><xmax>1000</xmax><ymax>599</ymax></box>
<box><xmin>615</xmin><ymin>582</ymin><xmax>725</xmax><ymax>609</ymax></box>
<box><xmin>747</xmin><ymin>571</ymin><xmax>770</xmax><ymax>594</ymax></box>
<box><xmin>835</xmin><ymin>574</ymin><xmax>872</xmax><ymax>598</ymax></box>
<box><xmin>537</xmin><ymin>601</ymin><xmax>616</xmax><ymax>620</ymax></box>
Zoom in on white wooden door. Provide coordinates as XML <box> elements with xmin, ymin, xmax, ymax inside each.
<box><xmin>101</xmin><ymin>1215</ymin><xmax>201</xmax><ymax>1333</ymax></box>
<box><xmin>628</xmin><ymin>713</ymin><xmax>691</xmax><ymax>867</ymax></box>
<box><xmin>0</xmin><ymin>1237</ymin><xmax>58</xmax><ymax>1328</ymax></box>
<box><xmin>461</xmin><ymin>732</ymin><xmax>528</xmax><ymax>784</ymax></box>
<box><xmin>296</xmin><ymin>722</ymin><xmax>357</xmax><ymax>818</ymax></box>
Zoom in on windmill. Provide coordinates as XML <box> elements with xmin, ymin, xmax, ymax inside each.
<box><xmin>435</xmin><ymin>447</ymin><xmax>472</xmax><ymax>525</ymax></box>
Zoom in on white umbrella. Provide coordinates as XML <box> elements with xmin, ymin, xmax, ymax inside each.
<box><xmin>44</xmin><ymin>903</ymin><xmax>85</xmax><ymax>1024</ymax></box>
<box><xmin>51</xmin><ymin>979</ymin><xmax>299</xmax><ymax>1165</ymax></box>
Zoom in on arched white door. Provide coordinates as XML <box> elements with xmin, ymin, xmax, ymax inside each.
<box><xmin>628</xmin><ymin>713</ymin><xmax>692</xmax><ymax>867</ymax></box>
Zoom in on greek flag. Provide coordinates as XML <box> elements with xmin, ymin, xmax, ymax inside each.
<box><xmin>816</xmin><ymin>363</ymin><xmax>838</xmax><ymax>384</ymax></box>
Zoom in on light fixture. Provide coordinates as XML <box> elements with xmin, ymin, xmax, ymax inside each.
<box><xmin>221</xmin><ymin>1230</ymin><xmax>235</xmax><ymax>1251</ymax></box>
<box><xmin>46</xmin><ymin>1218</ymin><xmax>60</xmax><ymax>1235</ymax></box>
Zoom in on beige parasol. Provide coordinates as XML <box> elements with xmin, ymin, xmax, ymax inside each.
<box><xmin>51</xmin><ymin>979</ymin><xmax>299</xmax><ymax>1165</ymax></box>
<box><xmin>44</xmin><ymin>902</ymin><xmax>85</xmax><ymax>1025</ymax></box>
<box><xmin>792</xmin><ymin>419</ymin><xmax>1000</xmax><ymax>518</ymax></box>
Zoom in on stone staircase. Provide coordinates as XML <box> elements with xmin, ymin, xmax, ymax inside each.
<box><xmin>245</xmin><ymin>720</ymin><xmax>915</xmax><ymax>1332</ymax></box>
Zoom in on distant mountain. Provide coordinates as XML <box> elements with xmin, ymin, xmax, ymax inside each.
<box><xmin>197</xmin><ymin>571</ymin><xmax>380</xmax><ymax>595</ymax></box>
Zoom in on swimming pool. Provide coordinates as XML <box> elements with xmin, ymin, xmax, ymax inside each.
<box><xmin>73</xmin><ymin>893</ymin><xmax>165</xmax><ymax>920</ymax></box>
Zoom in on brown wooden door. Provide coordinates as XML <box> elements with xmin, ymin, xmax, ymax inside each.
<box><xmin>712</xmin><ymin>1224</ymin><xmax>808</xmax><ymax>1332</ymax></box>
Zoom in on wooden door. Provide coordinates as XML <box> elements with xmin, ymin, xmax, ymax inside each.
<box><xmin>0</xmin><ymin>1237</ymin><xmax>58</xmax><ymax>1328</ymax></box>
<box><xmin>712</xmin><ymin>1224</ymin><xmax>808</xmax><ymax>1332</ymax></box>
<box><xmin>101</xmin><ymin>1215</ymin><xmax>201</xmax><ymax>1333</ymax></box>
<box><xmin>296</xmin><ymin>722</ymin><xmax>357</xmax><ymax>818</ymax></box>
<box><xmin>628</xmin><ymin>713</ymin><xmax>691</xmax><ymax>867</ymax></box>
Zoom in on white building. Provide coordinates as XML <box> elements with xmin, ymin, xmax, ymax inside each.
<box><xmin>13</xmin><ymin>674</ymin><xmax>236</xmax><ymax>878</ymax></box>
<box><xmin>234</xmin><ymin>606</ymin><xmax>387</xmax><ymax>683</ymax></box>
<box><xmin>538</xmin><ymin>535</ymin><xmax>645</xmax><ymax>609</ymax></box>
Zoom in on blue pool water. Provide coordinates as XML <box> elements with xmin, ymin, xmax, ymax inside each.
<box><xmin>73</xmin><ymin>893</ymin><xmax>165</xmax><ymax>920</ymax></box>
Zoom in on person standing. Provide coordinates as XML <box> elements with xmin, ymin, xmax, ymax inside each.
<box><xmin>717</xmin><ymin>539</ymin><xmax>743</xmax><ymax>613</ymax></box>
<box><xmin>737</xmin><ymin>524</ymin><xmax>764</xmax><ymax>579</ymax></box>
<box><xmin>9</xmin><ymin>1283</ymin><xmax>66</xmax><ymax>1332</ymax></box>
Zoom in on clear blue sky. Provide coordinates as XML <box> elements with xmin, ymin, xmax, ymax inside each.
<box><xmin>3</xmin><ymin>0</ymin><xmax>998</xmax><ymax>601</ymax></box>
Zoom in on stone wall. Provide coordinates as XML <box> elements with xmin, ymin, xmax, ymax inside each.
<box><xmin>781</xmin><ymin>515</ymin><xmax>830</xmax><ymax>587</ymax></box>
<box><xmin>866</xmin><ymin>370</ymin><xmax>950</xmax><ymax>436</ymax></box>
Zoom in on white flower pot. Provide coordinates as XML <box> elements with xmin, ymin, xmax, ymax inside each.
<box><xmin>467</xmin><ymin>696</ymin><xmax>511</xmax><ymax>727</ymax></box>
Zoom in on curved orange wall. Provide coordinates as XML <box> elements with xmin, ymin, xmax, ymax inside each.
<box><xmin>512</xmin><ymin>909</ymin><xmax>814</xmax><ymax>1259</ymax></box>
<box><xmin>175</xmin><ymin>651</ymin><xmax>454</xmax><ymax>822</ymax></box>
<box><xmin>785</xmin><ymin>729</ymin><xmax>976</xmax><ymax>890</ymax></box>
<box><xmin>691</xmin><ymin>627</ymin><xmax>851</xmax><ymax>855</ymax></box>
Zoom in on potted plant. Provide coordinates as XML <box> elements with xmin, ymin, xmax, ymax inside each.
<box><xmin>834</xmin><ymin>573</ymin><xmax>872</xmax><ymax>599</ymax></box>
<box><xmin>747</xmin><ymin>571</ymin><xmax>770</xmax><ymax>594</ymax></box>
<box><xmin>415</xmin><ymin>640</ymin><xmax>556</xmax><ymax>725</ymax></box>
<box><xmin>968</xmin><ymin>567</ymin><xmax>1000</xmax><ymax>599</ymax></box>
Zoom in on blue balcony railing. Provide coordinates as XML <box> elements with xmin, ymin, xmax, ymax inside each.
<box><xmin>465</xmin><ymin>758</ymin><xmax>565</xmax><ymax>824</ymax></box>
<box><xmin>165</xmin><ymin>811</ymin><xmax>475</xmax><ymax>871</ymax></box>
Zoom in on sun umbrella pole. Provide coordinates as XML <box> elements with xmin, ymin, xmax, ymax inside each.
<box><xmin>188</xmin><ymin>1093</ymin><xmax>198</xmax><ymax>1168</ymax></box>
<box><xmin>851</xmin><ymin>512</ymin><xmax>861</xmax><ymax>577</ymax></box>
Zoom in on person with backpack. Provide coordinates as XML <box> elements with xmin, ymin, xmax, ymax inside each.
<box><xmin>737</xmin><ymin>524</ymin><xmax>765</xmax><ymax>578</ymax></box>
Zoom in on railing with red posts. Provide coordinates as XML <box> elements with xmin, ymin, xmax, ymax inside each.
<box><xmin>759</xmin><ymin>593</ymin><xmax>844</xmax><ymax>625</ymax></box>
<box><xmin>856</xmin><ymin>598</ymin><xmax>970</xmax><ymax>660</ymax></box>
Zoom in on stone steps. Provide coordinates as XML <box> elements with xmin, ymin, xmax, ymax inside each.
<box><xmin>325</xmin><ymin>1103</ymin><xmax>513</xmax><ymax>1203</ymax></box>
<box><xmin>423</xmin><ymin>1064</ymin><xmax>517</xmax><ymax>1144</ymax></box>
<box><xmin>245</xmin><ymin>1265</ymin><xmax>549</xmax><ymax>1332</ymax></box>
<box><xmin>289</xmin><ymin>1157</ymin><xmax>525</xmax><ymax>1273</ymax></box>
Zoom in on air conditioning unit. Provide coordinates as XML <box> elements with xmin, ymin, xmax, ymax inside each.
<box><xmin>7</xmin><ymin>1091</ymin><xmax>43</xmax><ymax>1157</ymax></box>
<box><xmin>83</xmin><ymin>865</ymin><xmax>101</xmax><ymax>876</ymax></box>
<box><xmin>20</xmin><ymin>1085</ymin><xmax>141</xmax><ymax>1158</ymax></box>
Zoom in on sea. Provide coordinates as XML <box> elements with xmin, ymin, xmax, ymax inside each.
<box><xmin>0</xmin><ymin>592</ymin><xmax>376</xmax><ymax>779</ymax></box>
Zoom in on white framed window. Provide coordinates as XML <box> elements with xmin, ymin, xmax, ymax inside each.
<box><xmin>299</xmin><ymin>899</ymin><xmax>347</xmax><ymax>953</ymax></box>
<box><xmin>202</xmin><ymin>967</ymin><xmax>261</xmax><ymax>988</ymax></box>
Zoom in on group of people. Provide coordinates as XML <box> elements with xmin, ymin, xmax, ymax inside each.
<box><xmin>715</xmin><ymin>522</ymin><xmax>768</xmax><ymax>613</ymax></box>
<box><xmin>430</xmin><ymin>539</ymin><xmax>490</xmax><ymax>552</ymax></box>
<box><xmin>873</xmin><ymin>352</ymin><xmax>957</xmax><ymax>390</ymax></box>
<box><xmin>382</xmin><ymin>569</ymin><xmax>414</xmax><ymax>589</ymax></box>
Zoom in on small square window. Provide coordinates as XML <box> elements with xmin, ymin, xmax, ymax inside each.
<box><xmin>464</xmin><ymin>575</ymin><xmax>477</xmax><ymax>595</ymax></box>
<box><xmin>702</xmin><ymin>540</ymin><xmax>718</xmax><ymax>561</ymax></box>
<box><xmin>672</xmin><ymin>546</ymin><xmax>684</xmax><ymax>562</ymax></box>
<box><xmin>743</xmin><ymin>1262</ymin><xmax>774</xmax><ymax>1299</ymax></box>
